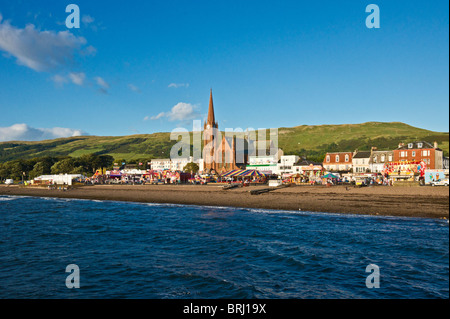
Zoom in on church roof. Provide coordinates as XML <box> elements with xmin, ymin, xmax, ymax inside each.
<box><xmin>206</xmin><ymin>89</ymin><xmax>216</xmax><ymax>127</ymax></box>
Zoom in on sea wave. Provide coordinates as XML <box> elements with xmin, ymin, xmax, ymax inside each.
<box><xmin>0</xmin><ymin>195</ymin><xmax>30</xmax><ymax>201</ymax></box>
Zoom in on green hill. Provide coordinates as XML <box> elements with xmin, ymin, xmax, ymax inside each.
<box><xmin>0</xmin><ymin>122</ymin><xmax>448</xmax><ymax>163</ymax></box>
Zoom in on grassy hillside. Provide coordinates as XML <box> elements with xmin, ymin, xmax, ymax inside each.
<box><xmin>278</xmin><ymin>122</ymin><xmax>449</xmax><ymax>159</ymax></box>
<box><xmin>0</xmin><ymin>122</ymin><xmax>448</xmax><ymax>163</ymax></box>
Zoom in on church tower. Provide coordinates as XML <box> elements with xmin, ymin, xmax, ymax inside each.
<box><xmin>203</xmin><ymin>89</ymin><xmax>218</xmax><ymax>173</ymax></box>
<box><xmin>202</xmin><ymin>89</ymin><xmax>239</xmax><ymax>174</ymax></box>
<box><xmin>204</xmin><ymin>89</ymin><xmax>218</xmax><ymax>130</ymax></box>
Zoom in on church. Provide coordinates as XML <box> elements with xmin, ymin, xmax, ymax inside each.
<box><xmin>202</xmin><ymin>90</ymin><xmax>243</xmax><ymax>174</ymax></box>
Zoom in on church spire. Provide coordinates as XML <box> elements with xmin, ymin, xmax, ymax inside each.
<box><xmin>206</xmin><ymin>89</ymin><xmax>217</xmax><ymax>128</ymax></box>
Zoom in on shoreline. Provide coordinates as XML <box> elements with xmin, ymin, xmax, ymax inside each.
<box><xmin>1</xmin><ymin>184</ymin><xmax>448</xmax><ymax>219</ymax></box>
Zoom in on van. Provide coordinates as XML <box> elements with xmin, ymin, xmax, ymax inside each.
<box><xmin>5</xmin><ymin>179</ymin><xmax>14</xmax><ymax>185</ymax></box>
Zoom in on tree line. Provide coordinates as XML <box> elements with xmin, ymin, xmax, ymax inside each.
<box><xmin>0</xmin><ymin>154</ymin><xmax>115</xmax><ymax>181</ymax></box>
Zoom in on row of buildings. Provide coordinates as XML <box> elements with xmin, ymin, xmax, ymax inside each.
<box><xmin>122</xmin><ymin>91</ymin><xmax>448</xmax><ymax>181</ymax></box>
<box><xmin>323</xmin><ymin>141</ymin><xmax>448</xmax><ymax>174</ymax></box>
<box><xmin>144</xmin><ymin>140</ymin><xmax>447</xmax><ymax>175</ymax></box>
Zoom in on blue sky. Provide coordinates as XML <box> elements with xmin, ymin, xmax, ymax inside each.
<box><xmin>0</xmin><ymin>0</ymin><xmax>448</xmax><ymax>141</ymax></box>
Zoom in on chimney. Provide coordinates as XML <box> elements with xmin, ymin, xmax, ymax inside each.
<box><xmin>398</xmin><ymin>142</ymin><xmax>404</xmax><ymax>148</ymax></box>
<box><xmin>434</xmin><ymin>141</ymin><xmax>438</xmax><ymax>149</ymax></box>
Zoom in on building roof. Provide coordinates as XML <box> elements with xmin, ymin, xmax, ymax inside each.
<box><xmin>372</xmin><ymin>150</ymin><xmax>394</xmax><ymax>154</ymax></box>
<box><xmin>353</xmin><ymin>151</ymin><xmax>371</xmax><ymax>159</ymax></box>
<box><xmin>323</xmin><ymin>152</ymin><xmax>352</xmax><ymax>164</ymax></box>
<box><xmin>294</xmin><ymin>159</ymin><xmax>322</xmax><ymax>166</ymax></box>
<box><xmin>396</xmin><ymin>141</ymin><xmax>435</xmax><ymax>150</ymax></box>
<box><xmin>325</xmin><ymin>152</ymin><xmax>353</xmax><ymax>155</ymax></box>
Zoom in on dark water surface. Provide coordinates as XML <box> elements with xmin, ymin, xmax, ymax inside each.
<box><xmin>0</xmin><ymin>195</ymin><xmax>448</xmax><ymax>298</ymax></box>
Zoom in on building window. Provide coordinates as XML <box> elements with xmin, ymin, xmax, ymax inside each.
<box><xmin>345</xmin><ymin>154</ymin><xmax>349</xmax><ymax>162</ymax></box>
<box><xmin>381</xmin><ymin>155</ymin><xmax>385</xmax><ymax>162</ymax></box>
<box><xmin>408</xmin><ymin>143</ymin><xmax>413</xmax><ymax>149</ymax></box>
<box><xmin>418</xmin><ymin>143</ymin><xmax>423</xmax><ymax>148</ymax></box>
<box><xmin>412</xmin><ymin>151</ymin><xmax>416</xmax><ymax>157</ymax></box>
<box><xmin>373</xmin><ymin>156</ymin><xmax>377</xmax><ymax>163</ymax></box>
<box><xmin>388</xmin><ymin>155</ymin><xmax>393</xmax><ymax>161</ymax></box>
<box><xmin>336</xmin><ymin>155</ymin><xmax>340</xmax><ymax>162</ymax></box>
<box><xmin>326</xmin><ymin>155</ymin><xmax>330</xmax><ymax>163</ymax></box>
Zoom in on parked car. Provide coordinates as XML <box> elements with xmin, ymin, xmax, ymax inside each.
<box><xmin>431</xmin><ymin>179</ymin><xmax>449</xmax><ymax>186</ymax></box>
<box><xmin>5</xmin><ymin>179</ymin><xmax>14</xmax><ymax>185</ymax></box>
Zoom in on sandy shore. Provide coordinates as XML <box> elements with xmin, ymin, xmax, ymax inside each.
<box><xmin>1</xmin><ymin>184</ymin><xmax>448</xmax><ymax>219</ymax></box>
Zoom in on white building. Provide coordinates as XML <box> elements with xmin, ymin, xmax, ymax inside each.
<box><xmin>292</xmin><ymin>159</ymin><xmax>323</xmax><ymax>174</ymax></box>
<box><xmin>246</xmin><ymin>155</ymin><xmax>279</xmax><ymax>174</ymax></box>
<box><xmin>277</xmin><ymin>155</ymin><xmax>300</xmax><ymax>176</ymax></box>
<box><xmin>34</xmin><ymin>174</ymin><xmax>84</xmax><ymax>185</ymax></box>
<box><xmin>170</xmin><ymin>157</ymin><xmax>195</xmax><ymax>171</ymax></box>
<box><xmin>352</xmin><ymin>151</ymin><xmax>372</xmax><ymax>174</ymax></box>
<box><xmin>150</xmin><ymin>159</ymin><xmax>172</xmax><ymax>171</ymax></box>
<box><xmin>151</xmin><ymin>157</ymin><xmax>197</xmax><ymax>171</ymax></box>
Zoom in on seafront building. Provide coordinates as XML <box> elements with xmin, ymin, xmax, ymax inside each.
<box><xmin>322</xmin><ymin>152</ymin><xmax>353</xmax><ymax>173</ymax></box>
<box><xmin>277</xmin><ymin>155</ymin><xmax>300</xmax><ymax>177</ymax></box>
<box><xmin>352</xmin><ymin>151</ymin><xmax>372</xmax><ymax>174</ymax></box>
<box><xmin>370</xmin><ymin>149</ymin><xmax>394</xmax><ymax>173</ymax></box>
<box><xmin>246</xmin><ymin>154</ymin><xmax>280</xmax><ymax>175</ymax></box>
<box><xmin>393</xmin><ymin>141</ymin><xmax>444</xmax><ymax>169</ymax></box>
<box><xmin>151</xmin><ymin>157</ymin><xmax>196</xmax><ymax>171</ymax></box>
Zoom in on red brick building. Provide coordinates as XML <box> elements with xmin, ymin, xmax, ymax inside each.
<box><xmin>393</xmin><ymin>141</ymin><xmax>444</xmax><ymax>169</ymax></box>
<box><xmin>322</xmin><ymin>152</ymin><xmax>353</xmax><ymax>172</ymax></box>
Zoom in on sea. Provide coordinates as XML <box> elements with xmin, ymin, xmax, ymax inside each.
<box><xmin>0</xmin><ymin>195</ymin><xmax>448</xmax><ymax>299</ymax></box>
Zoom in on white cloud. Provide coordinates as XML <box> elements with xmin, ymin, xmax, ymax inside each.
<box><xmin>81</xmin><ymin>15</ymin><xmax>95</xmax><ymax>25</ymax></box>
<box><xmin>81</xmin><ymin>45</ymin><xmax>97</xmax><ymax>56</ymax></box>
<box><xmin>51</xmin><ymin>74</ymin><xmax>68</xmax><ymax>86</ymax></box>
<box><xmin>81</xmin><ymin>14</ymin><xmax>101</xmax><ymax>32</ymax></box>
<box><xmin>0</xmin><ymin>18</ymin><xmax>88</xmax><ymax>72</ymax></box>
<box><xmin>69</xmin><ymin>72</ymin><xmax>85</xmax><ymax>86</ymax></box>
<box><xmin>0</xmin><ymin>123</ymin><xmax>88</xmax><ymax>142</ymax></box>
<box><xmin>149</xmin><ymin>103</ymin><xmax>200</xmax><ymax>122</ymax></box>
<box><xmin>94</xmin><ymin>76</ymin><xmax>109</xmax><ymax>94</ymax></box>
<box><xmin>94</xmin><ymin>76</ymin><xmax>109</xmax><ymax>88</ymax></box>
<box><xmin>149</xmin><ymin>112</ymin><xmax>166</xmax><ymax>120</ymax></box>
<box><xmin>128</xmin><ymin>83</ymin><xmax>141</xmax><ymax>93</ymax></box>
<box><xmin>168</xmin><ymin>83</ymin><xmax>189</xmax><ymax>88</ymax></box>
